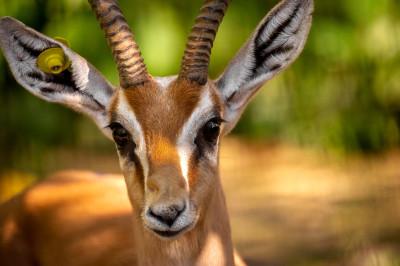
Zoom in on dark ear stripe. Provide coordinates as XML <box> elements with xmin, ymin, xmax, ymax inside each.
<box><xmin>39</xmin><ymin>87</ymin><xmax>57</xmax><ymax>94</ymax></box>
<box><xmin>253</xmin><ymin>2</ymin><xmax>302</xmax><ymax>72</ymax></box>
<box><xmin>8</xmin><ymin>24</ymin><xmax>57</xmax><ymax>56</ymax></box>
<box><xmin>0</xmin><ymin>17</ymin><xmax>114</xmax><ymax>132</ymax></box>
<box><xmin>259</xmin><ymin>44</ymin><xmax>295</xmax><ymax>60</ymax></box>
<box><xmin>15</xmin><ymin>38</ymin><xmax>44</xmax><ymax>57</ymax></box>
<box><xmin>8</xmin><ymin>33</ymin><xmax>79</xmax><ymax>91</ymax></box>
<box><xmin>25</xmin><ymin>69</ymin><xmax>77</xmax><ymax>91</ymax></box>
<box><xmin>26</xmin><ymin>71</ymin><xmax>43</xmax><ymax>80</ymax></box>
<box><xmin>255</xmin><ymin>44</ymin><xmax>294</xmax><ymax>74</ymax></box>
<box><xmin>255</xmin><ymin>2</ymin><xmax>301</xmax><ymax>54</ymax></box>
<box><xmin>115</xmin><ymin>137</ymin><xmax>145</xmax><ymax>184</ymax></box>
<box><xmin>80</xmin><ymin>90</ymin><xmax>106</xmax><ymax>111</ymax></box>
<box><xmin>249</xmin><ymin>0</ymin><xmax>311</xmax><ymax>78</ymax></box>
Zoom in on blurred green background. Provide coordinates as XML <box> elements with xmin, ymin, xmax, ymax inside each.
<box><xmin>0</xmin><ymin>0</ymin><xmax>400</xmax><ymax>174</ymax></box>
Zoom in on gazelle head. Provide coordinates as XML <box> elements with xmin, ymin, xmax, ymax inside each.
<box><xmin>0</xmin><ymin>0</ymin><xmax>313</xmax><ymax>239</ymax></box>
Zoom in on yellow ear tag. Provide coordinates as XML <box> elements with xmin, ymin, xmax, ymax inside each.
<box><xmin>37</xmin><ymin>37</ymin><xmax>71</xmax><ymax>74</ymax></box>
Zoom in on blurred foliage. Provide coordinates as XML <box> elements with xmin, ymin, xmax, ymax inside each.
<box><xmin>0</xmin><ymin>0</ymin><xmax>400</xmax><ymax>173</ymax></box>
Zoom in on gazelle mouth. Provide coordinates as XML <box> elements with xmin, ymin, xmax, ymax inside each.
<box><xmin>152</xmin><ymin>225</ymin><xmax>191</xmax><ymax>238</ymax></box>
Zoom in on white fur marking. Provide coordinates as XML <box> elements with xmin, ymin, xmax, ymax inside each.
<box><xmin>117</xmin><ymin>91</ymin><xmax>149</xmax><ymax>181</ymax></box>
<box><xmin>155</xmin><ymin>76</ymin><xmax>176</xmax><ymax>91</ymax></box>
<box><xmin>177</xmin><ymin>88</ymin><xmax>215</xmax><ymax>187</ymax></box>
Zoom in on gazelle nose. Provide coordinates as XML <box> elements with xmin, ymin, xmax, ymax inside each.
<box><xmin>148</xmin><ymin>203</ymin><xmax>186</xmax><ymax>227</ymax></box>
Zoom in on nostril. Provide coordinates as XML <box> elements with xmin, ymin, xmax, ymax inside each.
<box><xmin>148</xmin><ymin>203</ymin><xmax>186</xmax><ymax>227</ymax></box>
<box><xmin>148</xmin><ymin>208</ymin><xmax>176</xmax><ymax>227</ymax></box>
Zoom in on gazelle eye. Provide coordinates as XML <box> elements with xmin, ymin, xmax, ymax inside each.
<box><xmin>109</xmin><ymin>122</ymin><xmax>131</xmax><ymax>147</ymax></box>
<box><xmin>202</xmin><ymin>119</ymin><xmax>221</xmax><ymax>144</ymax></box>
<box><xmin>195</xmin><ymin>117</ymin><xmax>223</xmax><ymax>151</ymax></box>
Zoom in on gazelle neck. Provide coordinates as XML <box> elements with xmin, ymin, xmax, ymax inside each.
<box><xmin>132</xmin><ymin>177</ymin><xmax>234</xmax><ymax>266</ymax></box>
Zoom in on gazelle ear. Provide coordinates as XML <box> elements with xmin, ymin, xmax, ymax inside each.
<box><xmin>216</xmin><ymin>0</ymin><xmax>313</xmax><ymax>134</ymax></box>
<box><xmin>0</xmin><ymin>17</ymin><xmax>115</xmax><ymax>134</ymax></box>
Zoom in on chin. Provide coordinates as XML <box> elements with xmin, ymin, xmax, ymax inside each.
<box><xmin>151</xmin><ymin>223</ymin><xmax>194</xmax><ymax>239</ymax></box>
<box><xmin>144</xmin><ymin>211</ymin><xmax>199</xmax><ymax>240</ymax></box>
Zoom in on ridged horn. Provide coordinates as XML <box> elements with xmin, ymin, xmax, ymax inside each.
<box><xmin>89</xmin><ymin>0</ymin><xmax>149</xmax><ymax>88</ymax></box>
<box><xmin>179</xmin><ymin>0</ymin><xmax>230</xmax><ymax>85</ymax></box>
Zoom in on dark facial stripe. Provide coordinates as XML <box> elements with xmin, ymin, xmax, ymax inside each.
<box><xmin>132</xmin><ymin>153</ymin><xmax>145</xmax><ymax>188</ymax></box>
<box><xmin>117</xmin><ymin>139</ymin><xmax>145</xmax><ymax>187</ymax></box>
<box><xmin>129</xmin><ymin>149</ymin><xmax>145</xmax><ymax>188</ymax></box>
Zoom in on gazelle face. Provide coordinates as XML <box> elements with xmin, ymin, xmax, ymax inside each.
<box><xmin>109</xmin><ymin>78</ymin><xmax>224</xmax><ymax>237</ymax></box>
<box><xmin>0</xmin><ymin>0</ymin><xmax>313</xmax><ymax>239</ymax></box>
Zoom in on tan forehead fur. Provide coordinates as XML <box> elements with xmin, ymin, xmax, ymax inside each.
<box><xmin>111</xmin><ymin>78</ymin><xmax>222</xmax><ymax>176</ymax></box>
<box><xmin>124</xmin><ymin>79</ymin><xmax>203</xmax><ymax>141</ymax></box>
<box><xmin>117</xmin><ymin>78</ymin><xmax>223</xmax><ymax>141</ymax></box>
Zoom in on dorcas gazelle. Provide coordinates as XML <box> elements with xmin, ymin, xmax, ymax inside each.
<box><xmin>0</xmin><ymin>0</ymin><xmax>313</xmax><ymax>265</ymax></box>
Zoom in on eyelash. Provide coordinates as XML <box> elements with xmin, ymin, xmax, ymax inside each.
<box><xmin>194</xmin><ymin>117</ymin><xmax>224</xmax><ymax>157</ymax></box>
<box><xmin>106</xmin><ymin>116</ymin><xmax>225</xmax><ymax>148</ymax></box>
<box><xmin>107</xmin><ymin>122</ymin><xmax>132</xmax><ymax>148</ymax></box>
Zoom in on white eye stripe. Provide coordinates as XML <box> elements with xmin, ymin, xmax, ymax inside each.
<box><xmin>177</xmin><ymin>87</ymin><xmax>216</xmax><ymax>187</ymax></box>
<box><xmin>116</xmin><ymin>90</ymin><xmax>149</xmax><ymax>179</ymax></box>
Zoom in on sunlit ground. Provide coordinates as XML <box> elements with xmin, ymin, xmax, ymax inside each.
<box><xmin>1</xmin><ymin>137</ymin><xmax>400</xmax><ymax>266</ymax></box>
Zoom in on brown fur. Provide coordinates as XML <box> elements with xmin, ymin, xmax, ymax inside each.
<box><xmin>0</xmin><ymin>171</ymin><xmax>245</xmax><ymax>266</ymax></box>
<box><xmin>0</xmin><ymin>70</ymin><xmax>239</xmax><ymax>266</ymax></box>
<box><xmin>0</xmin><ymin>0</ymin><xmax>314</xmax><ymax>263</ymax></box>
<box><xmin>118</xmin><ymin>79</ymin><xmax>224</xmax><ymax>216</ymax></box>
<box><xmin>123</xmin><ymin>80</ymin><xmax>203</xmax><ymax>141</ymax></box>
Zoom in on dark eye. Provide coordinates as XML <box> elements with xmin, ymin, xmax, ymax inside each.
<box><xmin>203</xmin><ymin>119</ymin><xmax>221</xmax><ymax>143</ymax></box>
<box><xmin>198</xmin><ymin>118</ymin><xmax>223</xmax><ymax>146</ymax></box>
<box><xmin>109</xmin><ymin>122</ymin><xmax>131</xmax><ymax>147</ymax></box>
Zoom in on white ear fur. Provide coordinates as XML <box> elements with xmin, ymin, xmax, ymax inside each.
<box><xmin>0</xmin><ymin>16</ymin><xmax>115</xmax><ymax>136</ymax></box>
<box><xmin>216</xmin><ymin>0</ymin><xmax>313</xmax><ymax>134</ymax></box>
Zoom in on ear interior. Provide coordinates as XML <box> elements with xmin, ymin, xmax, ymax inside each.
<box><xmin>0</xmin><ymin>17</ymin><xmax>115</xmax><ymax>134</ymax></box>
<box><xmin>216</xmin><ymin>0</ymin><xmax>314</xmax><ymax>134</ymax></box>
<box><xmin>1</xmin><ymin>17</ymin><xmax>87</xmax><ymax>97</ymax></box>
